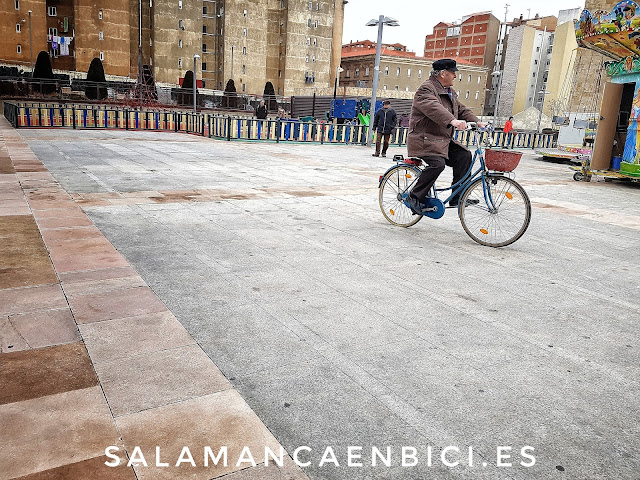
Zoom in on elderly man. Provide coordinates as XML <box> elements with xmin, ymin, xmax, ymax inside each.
<box><xmin>406</xmin><ymin>58</ymin><xmax>483</xmax><ymax>213</ymax></box>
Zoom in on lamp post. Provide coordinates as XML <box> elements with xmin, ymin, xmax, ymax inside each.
<box><xmin>193</xmin><ymin>54</ymin><xmax>200</xmax><ymax>113</ymax></box>
<box><xmin>333</xmin><ymin>66</ymin><xmax>344</xmax><ymax>99</ymax></box>
<box><xmin>492</xmin><ymin>70</ymin><xmax>502</xmax><ymax>124</ymax></box>
<box><xmin>365</xmin><ymin>15</ymin><xmax>399</xmax><ymax>147</ymax></box>
<box><xmin>28</xmin><ymin>10</ymin><xmax>33</xmax><ymax>73</ymax></box>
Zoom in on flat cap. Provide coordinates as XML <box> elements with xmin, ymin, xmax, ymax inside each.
<box><xmin>433</xmin><ymin>58</ymin><xmax>458</xmax><ymax>72</ymax></box>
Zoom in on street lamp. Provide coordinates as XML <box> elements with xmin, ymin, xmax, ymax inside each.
<box><xmin>28</xmin><ymin>10</ymin><xmax>33</xmax><ymax>73</ymax></box>
<box><xmin>365</xmin><ymin>15</ymin><xmax>399</xmax><ymax>147</ymax></box>
<box><xmin>193</xmin><ymin>54</ymin><xmax>200</xmax><ymax>113</ymax></box>
<box><xmin>333</xmin><ymin>66</ymin><xmax>344</xmax><ymax>99</ymax></box>
<box><xmin>491</xmin><ymin>70</ymin><xmax>502</xmax><ymax>123</ymax></box>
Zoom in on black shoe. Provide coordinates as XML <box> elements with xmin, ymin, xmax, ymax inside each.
<box><xmin>372</xmin><ymin>153</ymin><xmax>380</xmax><ymax>157</ymax></box>
<box><xmin>449</xmin><ymin>198</ymin><xmax>480</xmax><ymax>208</ymax></box>
<box><xmin>406</xmin><ymin>194</ymin><xmax>423</xmax><ymax>215</ymax></box>
<box><xmin>381</xmin><ymin>153</ymin><xmax>386</xmax><ymax>157</ymax></box>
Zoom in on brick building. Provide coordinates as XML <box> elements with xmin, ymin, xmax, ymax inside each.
<box><xmin>1</xmin><ymin>0</ymin><xmax>347</xmax><ymax>96</ymax></box>
<box><xmin>340</xmin><ymin>41</ymin><xmax>489</xmax><ymax>115</ymax></box>
<box><xmin>423</xmin><ymin>12</ymin><xmax>500</xmax><ymax>67</ymax></box>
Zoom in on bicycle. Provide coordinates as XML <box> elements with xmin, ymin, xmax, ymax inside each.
<box><xmin>378</xmin><ymin>123</ymin><xmax>531</xmax><ymax>247</ymax></box>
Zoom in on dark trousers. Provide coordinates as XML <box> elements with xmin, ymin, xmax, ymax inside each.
<box><xmin>375</xmin><ymin>132</ymin><xmax>391</xmax><ymax>155</ymax></box>
<box><xmin>411</xmin><ymin>142</ymin><xmax>472</xmax><ymax>204</ymax></box>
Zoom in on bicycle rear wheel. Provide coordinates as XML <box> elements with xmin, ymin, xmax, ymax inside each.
<box><xmin>379</xmin><ymin>165</ymin><xmax>422</xmax><ymax>227</ymax></box>
<box><xmin>458</xmin><ymin>175</ymin><xmax>531</xmax><ymax>247</ymax></box>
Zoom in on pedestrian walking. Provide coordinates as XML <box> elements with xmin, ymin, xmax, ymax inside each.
<box><xmin>256</xmin><ymin>100</ymin><xmax>268</xmax><ymax>120</ymax></box>
<box><xmin>372</xmin><ymin>100</ymin><xmax>397</xmax><ymax>157</ymax></box>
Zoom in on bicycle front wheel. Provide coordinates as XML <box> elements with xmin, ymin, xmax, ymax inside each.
<box><xmin>379</xmin><ymin>165</ymin><xmax>422</xmax><ymax>227</ymax></box>
<box><xmin>458</xmin><ymin>175</ymin><xmax>531</xmax><ymax>247</ymax></box>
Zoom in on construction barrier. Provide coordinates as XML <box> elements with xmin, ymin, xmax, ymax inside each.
<box><xmin>3</xmin><ymin>101</ymin><xmax>557</xmax><ymax>149</ymax></box>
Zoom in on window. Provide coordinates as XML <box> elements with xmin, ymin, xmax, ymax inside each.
<box><xmin>242</xmin><ymin>84</ymin><xmax>246</xmax><ymax>92</ymax></box>
<box><xmin>468</xmin><ymin>74</ymin><xmax>471</xmax><ymax>82</ymax></box>
<box><xmin>178</xmin><ymin>0</ymin><xmax>182</xmax><ymax>8</ymax></box>
<box><xmin>313</xmin><ymin>37</ymin><xmax>317</xmax><ymax>46</ymax></box>
<box><xmin>243</xmin><ymin>28</ymin><xmax>247</xmax><ymax>37</ymax></box>
<box><xmin>203</xmin><ymin>6</ymin><xmax>207</xmax><ymax>14</ymax></box>
<box><xmin>536</xmin><ymin>46</ymin><xmax>540</xmax><ymax>52</ymax></box>
<box><xmin>407</xmin><ymin>68</ymin><xmax>411</xmax><ymax>77</ymax></box>
<box><xmin>365</xmin><ymin>67</ymin><xmax>370</xmax><ymax>76</ymax></box>
<box><xmin>242</xmin><ymin>46</ymin><xmax>246</xmax><ymax>55</ymax></box>
<box><xmin>312</xmin><ymin>55</ymin><xmax>316</xmax><ymax>63</ymax></box>
<box><xmin>202</xmin><ymin>43</ymin><xmax>206</xmax><ymax>52</ymax></box>
<box><xmin>534</xmin><ymin>59</ymin><xmax>538</xmax><ymax>65</ymax></box>
<box><xmin>458</xmin><ymin>73</ymin><xmax>462</xmax><ymax>81</ymax></box>
<box><xmin>281</xmin><ymin>0</ymin><xmax>285</xmax><ymax>7</ymax></box>
<box><xmin>202</xmin><ymin>25</ymin><xmax>206</xmax><ymax>33</ymax></box>
<box><xmin>396</xmin><ymin>67</ymin><xmax>400</xmax><ymax>76</ymax></box>
<box><xmin>308</xmin><ymin>18</ymin><xmax>312</xmax><ymax>27</ymax></box>
<box><xmin>242</xmin><ymin>65</ymin><xmax>246</xmax><ymax>74</ymax></box>
<box><xmin>345</xmin><ymin>69</ymin><xmax>350</xmax><ymax>78</ymax></box>
<box><xmin>383</xmin><ymin>85</ymin><xmax>387</xmax><ymax>90</ymax></box>
<box><xmin>309</xmin><ymin>1</ymin><xmax>313</xmax><ymax>9</ymax></box>
<box><xmin>478</xmin><ymin>76</ymin><xmax>481</xmax><ymax>84</ymax></box>
<box><xmin>15</xmin><ymin>0</ymin><xmax>19</xmax><ymax>9</ymax></box>
<box><xmin>385</xmin><ymin>66</ymin><xmax>389</xmax><ymax>76</ymax></box>
<box><xmin>316</xmin><ymin>1</ymin><xmax>320</xmax><ymax>10</ymax></box>
<box><xmin>355</xmin><ymin>68</ymin><xmax>359</xmax><ymax>77</ymax></box>
<box><xmin>179</xmin><ymin>19</ymin><xmax>183</xmax><ymax>29</ymax></box>
<box><xmin>418</xmin><ymin>69</ymin><xmax>422</xmax><ymax>78</ymax></box>
<box><xmin>243</xmin><ymin>9</ymin><xmax>247</xmax><ymax>17</ymax></box>
<box><xmin>395</xmin><ymin>85</ymin><xmax>399</xmax><ymax>90</ymax></box>
<box><xmin>406</xmin><ymin>86</ymin><xmax>409</xmax><ymax>91</ymax></box>
<box><xmin>16</xmin><ymin>23</ymin><xmax>21</xmax><ymax>33</ymax></box>
<box><xmin>178</xmin><ymin>58</ymin><xmax>182</xmax><ymax>68</ymax></box>
<box><xmin>201</xmin><ymin>62</ymin><xmax>207</xmax><ymax>70</ymax></box>
<box><xmin>475</xmin><ymin>91</ymin><xmax>479</xmax><ymax>100</ymax></box>
<box><xmin>48</xmin><ymin>27</ymin><xmax>57</xmax><ymax>36</ymax></box>
<box><xmin>306</xmin><ymin>54</ymin><xmax>309</xmax><ymax>63</ymax></box>
<box><xmin>17</xmin><ymin>44</ymin><xmax>22</xmax><ymax>54</ymax></box>
<box><xmin>306</xmin><ymin>37</ymin><xmax>310</xmax><ymax>45</ymax></box>
<box><xmin>100</xmin><ymin>51</ymin><xmax>104</xmax><ymax>61</ymax></box>
<box><xmin>178</xmin><ymin>39</ymin><xmax>182</xmax><ymax>48</ymax></box>
<box><xmin>314</xmin><ymin>20</ymin><xmax>318</xmax><ymax>28</ymax></box>
<box><xmin>99</xmin><ymin>31</ymin><xmax>104</xmax><ymax>40</ymax></box>
<box><xmin>47</xmin><ymin>6</ymin><xmax>57</xmax><ymax>16</ymax></box>
<box><xmin>278</xmin><ymin>69</ymin><xmax>282</xmax><ymax>78</ymax></box>
<box><xmin>465</xmin><ymin>91</ymin><xmax>469</xmax><ymax>99</ymax></box>
<box><xmin>98</xmin><ymin>10</ymin><xmax>103</xmax><ymax>19</ymax></box>
<box><xmin>532</xmin><ymin>72</ymin><xmax>536</xmax><ymax>77</ymax></box>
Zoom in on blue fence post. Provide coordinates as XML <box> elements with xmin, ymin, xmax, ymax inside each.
<box><xmin>276</xmin><ymin>119</ymin><xmax>281</xmax><ymax>143</ymax></box>
<box><xmin>71</xmin><ymin>106</ymin><xmax>76</xmax><ymax>129</ymax></box>
<box><xmin>227</xmin><ymin>116</ymin><xmax>231</xmax><ymax>141</ymax></box>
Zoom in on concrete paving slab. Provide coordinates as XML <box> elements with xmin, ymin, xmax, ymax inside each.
<box><xmin>14</xmin><ymin>127</ymin><xmax>640</xmax><ymax>479</ymax></box>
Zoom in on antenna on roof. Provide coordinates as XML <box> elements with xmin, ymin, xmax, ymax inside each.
<box><xmin>504</xmin><ymin>4</ymin><xmax>509</xmax><ymax>22</ymax></box>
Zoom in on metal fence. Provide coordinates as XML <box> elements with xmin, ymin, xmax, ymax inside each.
<box><xmin>3</xmin><ymin>101</ymin><xmax>557</xmax><ymax>149</ymax></box>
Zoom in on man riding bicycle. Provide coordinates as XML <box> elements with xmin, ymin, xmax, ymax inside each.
<box><xmin>406</xmin><ymin>58</ymin><xmax>485</xmax><ymax>214</ymax></box>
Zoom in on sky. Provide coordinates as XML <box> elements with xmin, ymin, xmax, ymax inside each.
<box><xmin>342</xmin><ymin>0</ymin><xmax>587</xmax><ymax>54</ymax></box>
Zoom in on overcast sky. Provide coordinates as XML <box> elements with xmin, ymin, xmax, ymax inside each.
<box><xmin>342</xmin><ymin>0</ymin><xmax>586</xmax><ymax>54</ymax></box>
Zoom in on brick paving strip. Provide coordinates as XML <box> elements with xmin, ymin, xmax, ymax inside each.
<box><xmin>0</xmin><ymin>118</ymin><xmax>307</xmax><ymax>480</ymax></box>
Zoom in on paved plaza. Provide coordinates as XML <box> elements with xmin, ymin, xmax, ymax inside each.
<box><xmin>2</xmin><ymin>124</ymin><xmax>640</xmax><ymax>479</ymax></box>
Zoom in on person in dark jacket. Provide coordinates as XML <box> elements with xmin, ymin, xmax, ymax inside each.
<box><xmin>256</xmin><ymin>100</ymin><xmax>268</xmax><ymax>119</ymax></box>
<box><xmin>372</xmin><ymin>100</ymin><xmax>397</xmax><ymax>157</ymax></box>
<box><xmin>405</xmin><ymin>58</ymin><xmax>484</xmax><ymax>213</ymax></box>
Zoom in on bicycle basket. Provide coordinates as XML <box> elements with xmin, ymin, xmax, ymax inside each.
<box><xmin>484</xmin><ymin>149</ymin><xmax>522</xmax><ymax>172</ymax></box>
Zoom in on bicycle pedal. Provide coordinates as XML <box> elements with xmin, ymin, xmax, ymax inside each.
<box><xmin>422</xmin><ymin>206</ymin><xmax>438</xmax><ymax>212</ymax></box>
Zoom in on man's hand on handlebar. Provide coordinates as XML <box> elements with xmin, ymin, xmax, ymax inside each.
<box><xmin>450</xmin><ymin>119</ymin><xmax>467</xmax><ymax>130</ymax></box>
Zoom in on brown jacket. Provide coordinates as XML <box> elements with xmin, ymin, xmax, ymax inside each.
<box><xmin>407</xmin><ymin>75</ymin><xmax>478</xmax><ymax>158</ymax></box>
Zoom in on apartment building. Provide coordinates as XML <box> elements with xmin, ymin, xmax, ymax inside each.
<box><xmin>424</xmin><ymin>12</ymin><xmax>500</xmax><ymax>67</ymax></box>
<box><xmin>340</xmin><ymin>41</ymin><xmax>489</xmax><ymax>114</ymax></box>
<box><xmin>1</xmin><ymin>0</ymin><xmax>347</xmax><ymax>96</ymax></box>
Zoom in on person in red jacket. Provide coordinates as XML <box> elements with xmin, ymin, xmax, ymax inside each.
<box><xmin>503</xmin><ymin>116</ymin><xmax>515</xmax><ymax>148</ymax></box>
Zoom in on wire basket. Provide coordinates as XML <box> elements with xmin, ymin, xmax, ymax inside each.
<box><xmin>484</xmin><ymin>149</ymin><xmax>522</xmax><ymax>172</ymax></box>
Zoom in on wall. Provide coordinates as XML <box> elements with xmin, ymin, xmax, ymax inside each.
<box><xmin>545</xmin><ymin>21</ymin><xmax>578</xmax><ymax>117</ymax></box>
<box><xmin>153</xmin><ymin>0</ymin><xmax>201</xmax><ymax>85</ymax></box>
<box><xmin>74</xmin><ymin>0</ymin><xmax>130</xmax><ymax>77</ymax></box>
<box><xmin>1</xmin><ymin>0</ymin><xmax>50</xmax><ymax>68</ymax></box>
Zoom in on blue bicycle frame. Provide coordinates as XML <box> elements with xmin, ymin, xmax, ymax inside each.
<box><xmin>379</xmin><ymin>128</ymin><xmax>500</xmax><ymax>219</ymax></box>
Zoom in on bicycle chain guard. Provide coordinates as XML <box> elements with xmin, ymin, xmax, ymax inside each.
<box><xmin>421</xmin><ymin>198</ymin><xmax>445</xmax><ymax>219</ymax></box>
